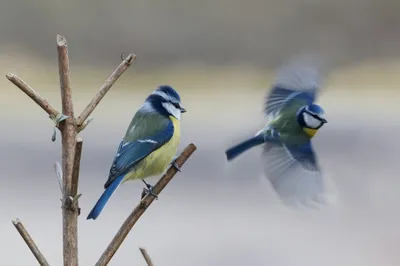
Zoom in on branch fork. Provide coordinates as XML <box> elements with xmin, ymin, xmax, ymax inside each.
<box><xmin>8</xmin><ymin>34</ymin><xmax>196</xmax><ymax>266</ymax></box>
<box><xmin>7</xmin><ymin>35</ymin><xmax>136</xmax><ymax>266</ymax></box>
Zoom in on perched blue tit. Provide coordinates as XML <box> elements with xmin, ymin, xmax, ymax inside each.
<box><xmin>225</xmin><ymin>63</ymin><xmax>328</xmax><ymax>206</ymax></box>
<box><xmin>87</xmin><ymin>85</ymin><xmax>186</xmax><ymax>220</ymax></box>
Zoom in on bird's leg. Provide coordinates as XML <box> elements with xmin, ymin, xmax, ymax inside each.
<box><xmin>141</xmin><ymin>179</ymin><xmax>158</xmax><ymax>200</ymax></box>
<box><xmin>171</xmin><ymin>156</ymin><xmax>182</xmax><ymax>172</ymax></box>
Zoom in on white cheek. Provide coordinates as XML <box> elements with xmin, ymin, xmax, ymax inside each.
<box><xmin>162</xmin><ymin>102</ymin><xmax>181</xmax><ymax>120</ymax></box>
<box><xmin>303</xmin><ymin>113</ymin><xmax>321</xmax><ymax>129</ymax></box>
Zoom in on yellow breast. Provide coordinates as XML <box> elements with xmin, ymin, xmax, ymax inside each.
<box><xmin>123</xmin><ymin>116</ymin><xmax>181</xmax><ymax>182</ymax></box>
<box><xmin>303</xmin><ymin>127</ymin><xmax>318</xmax><ymax>138</ymax></box>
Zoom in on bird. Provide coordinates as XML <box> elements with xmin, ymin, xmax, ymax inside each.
<box><xmin>225</xmin><ymin>62</ymin><xmax>329</xmax><ymax>206</ymax></box>
<box><xmin>87</xmin><ymin>85</ymin><xmax>186</xmax><ymax>220</ymax></box>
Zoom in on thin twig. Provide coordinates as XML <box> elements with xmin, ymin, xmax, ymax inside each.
<box><xmin>78</xmin><ymin>117</ymin><xmax>94</xmax><ymax>132</ymax></box>
<box><xmin>76</xmin><ymin>53</ymin><xmax>136</xmax><ymax>126</ymax></box>
<box><xmin>70</xmin><ymin>138</ymin><xmax>83</xmax><ymax>215</ymax></box>
<box><xmin>139</xmin><ymin>247</ymin><xmax>154</xmax><ymax>266</ymax></box>
<box><xmin>5</xmin><ymin>73</ymin><xmax>60</xmax><ymax>118</ymax></box>
<box><xmin>57</xmin><ymin>34</ymin><xmax>79</xmax><ymax>266</ymax></box>
<box><xmin>71</xmin><ymin>138</ymin><xmax>83</xmax><ymax>197</ymax></box>
<box><xmin>94</xmin><ymin>143</ymin><xmax>197</xmax><ymax>266</ymax></box>
<box><xmin>54</xmin><ymin>162</ymin><xmax>63</xmax><ymax>194</ymax></box>
<box><xmin>12</xmin><ymin>219</ymin><xmax>50</xmax><ymax>266</ymax></box>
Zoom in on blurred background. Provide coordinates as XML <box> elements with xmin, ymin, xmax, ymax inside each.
<box><xmin>1</xmin><ymin>0</ymin><xmax>400</xmax><ymax>265</ymax></box>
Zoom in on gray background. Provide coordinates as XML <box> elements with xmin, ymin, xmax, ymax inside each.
<box><xmin>1</xmin><ymin>0</ymin><xmax>400</xmax><ymax>265</ymax></box>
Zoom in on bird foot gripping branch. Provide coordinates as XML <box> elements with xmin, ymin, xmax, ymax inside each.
<box><xmin>141</xmin><ymin>180</ymin><xmax>158</xmax><ymax>200</ymax></box>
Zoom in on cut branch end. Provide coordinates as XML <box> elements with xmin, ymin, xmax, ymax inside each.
<box><xmin>12</xmin><ymin>218</ymin><xmax>50</xmax><ymax>266</ymax></box>
<box><xmin>57</xmin><ymin>34</ymin><xmax>67</xmax><ymax>47</ymax></box>
<box><xmin>75</xmin><ymin>52</ymin><xmax>137</xmax><ymax>127</ymax></box>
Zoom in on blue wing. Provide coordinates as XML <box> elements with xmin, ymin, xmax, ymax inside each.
<box><xmin>264</xmin><ymin>62</ymin><xmax>324</xmax><ymax>116</ymax></box>
<box><xmin>262</xmin><ymin>141</ymin><xmax>327</xmax><ymax>206</ymax></box>
<box><xmin>104</xmin><ymin>120</ymin><xmax>174</xmax><ymax>188</ymax></box>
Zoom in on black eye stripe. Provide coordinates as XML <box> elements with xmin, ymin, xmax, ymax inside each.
<box><xmin>306</xmin><ymin>111</ymin><xmax>323</xmax><ymax>121</ymax></box>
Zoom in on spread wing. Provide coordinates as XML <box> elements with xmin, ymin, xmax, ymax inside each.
<box><xmin>104</xmin><ymin>118</ymin><xmax>174</xmax><ymax>188</ymax></box>
<box><xmin>262</xmin><ymin>141</ymin><xmax>326</xmax><ymax>206</ymax></box>
<box><xmin>264</xmin><ymin>60</ymin><xmax>325</xmax><ymax>117</ymax></box>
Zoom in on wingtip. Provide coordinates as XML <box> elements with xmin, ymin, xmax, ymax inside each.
<box><xmin>225</xmin><ymin>150</ymin><xmax>234</xmax><ymax>161</ymax></box>
<box><xmin>86</xmin><ymin>211</ymin><xmax>97</xmax><ymax>220</ymax></box>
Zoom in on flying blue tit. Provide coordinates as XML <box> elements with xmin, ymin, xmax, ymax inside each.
<box><xmin>87</xmin><ymin>85</ymin><xmax>186</xmax><ymax>220</ymax></box>
<box><xmin>225</xmin><ymin>63</ymin><xmax>328</xmax><ymax>206</ymax></box>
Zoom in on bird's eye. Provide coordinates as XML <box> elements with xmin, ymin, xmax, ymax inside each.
<box><xmin>310</xmin><ymin>113</ymin><xmax>322</xmax><ymax>120</ymax></box>
<box><xmin>172</xmin><ymin>102</ymin><xmax>180</xmax><ymax>109</ymax></box>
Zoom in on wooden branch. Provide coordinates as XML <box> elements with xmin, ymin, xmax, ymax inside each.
<box><xmin>5</xmin><ymin>73</ymin><xmax>59</xmax><ymax>118</ymax></box>
<box><xmin>71</xmin><ymin>138</ymin><xmax>83</xmax><ymax>197</ymax></box>
<box><xmin>76</xmin><ymin>53</ymin><xmax>136</xmax><ymax>126</ymax></box>
<box><xmin>12</xmin><ymin>219</ymin><xmax>50</xmax><ymax>266</ymax></box>
<box><xmin>70</xmin><ymin>138</ymin><xmax>83</xmax><ymax>215</ymax></box>
<box><xmin>57</xmin><ymin>34</ymin><xmax>79</xmax><ymax>266</ymax></box>
<box><xmin>139</xmin><ymin>247</ymin><xmax>154</xmax><ymax>266</ymax></box>
<box><xmin>95</xmin><ymin>143</ymin><xmax>197</xmax><ymax>266</ymax></box>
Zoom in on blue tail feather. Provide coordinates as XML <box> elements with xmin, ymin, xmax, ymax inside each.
<box><xmin>87</xmin><ymin>175</ymin><xmax>125</xmax><ymax>220</ymax></box>
<box><xmin>225</xmin><ymin>135</ymin><xmax>267</xmax><ymax>161</ymax></box>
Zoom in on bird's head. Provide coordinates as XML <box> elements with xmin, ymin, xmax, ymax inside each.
<box><xmin>145</xmin><ymin>85</ymin><xmax>186</xmax><ymax>120</ymax></box>
<box><xmin>297</xmin><ymin>104</ymin><xmax>327</xmax><ymax>138</ymax></box>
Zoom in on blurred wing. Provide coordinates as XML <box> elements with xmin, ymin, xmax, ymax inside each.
<box><xmin>104</xmin><ymin>120</ymin><xmax>174</xmax><ymax>188</ymax></box>
<box><xmin>262</xmin><ymin>141</ymin><xmax>326</xmax><ymax>206</ymax></box>
<box><xmin>264</xmin><ymin>59</ymin><xmax>325</xmax><ymax>117</ymax></box>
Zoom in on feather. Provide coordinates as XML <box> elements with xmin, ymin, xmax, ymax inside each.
<box><xmin>87</xmin><ymin>175</ymin><xmax>125</xmax><ymax>220</ymax></box>
<box><xmin>262</xmin><ymin>141</ymin><xmax>326</xmax><ymax>206</ymax></box>
<box><xmin>264</xmin><ymin>59</ymin><xmax>325</xmax><ymax>117</ymax></box>
<box><xmin>104</xmin><ymin>120</ymin><xmax>174</xmax><ymax>188</ymax></box>
<box><xmin>225</xmin><ymin>134</ymin><xmax>280</xmax><ymax>161</ymax></box>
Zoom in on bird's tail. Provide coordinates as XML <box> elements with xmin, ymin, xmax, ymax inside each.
<box><xmin>225</xmin><ymin>135</ymin><xmax>266</xmax><ymax>161</ymax></box>
<box><xmin>86</xmin><ymin>175</ymin><xmax>125</xmax><ymax>220</ymax></box>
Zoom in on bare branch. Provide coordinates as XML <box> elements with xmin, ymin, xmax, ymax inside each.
<box><xmin>70</xmin><ymin>138</ymin><xmax>83</xmax><ymax>215</ymax></box>
<box><xmin>76</xmin><ymin>53</ymin><xmax>136</xmax><ymax>126</ymax></box>
<box><xmin>12</xmin><ymin>219</ymin><xmax>50</xmax><ymax>266</ymax></box>
<box><xmin>53</xmin><ymin>162</ymin><xmax>63</xmax><ymax>194</ymax></box>
<box><xmin>94</xmin><ymin>143</ymin><xmax>197</xmax><ymax>266</ymax></box>
<box><xmin>57</xmin><ymin>34</ymin><xmax>79</xmax><ymax>266</ymax></box>
<box><xmin>139</xmin><ymin>247</ymin><xmax>154</xmax><ymax>266</ymax></box>
<box><xmin>71</xmin><ymin>138</ymin><xmax>83</xmax><ymax>197</ymax></box>
<box><xmin>6</xmin><ymin>73</ymin><xmax>60</xmax><ymax>118</ymax></box>
<box><xmin>78</xmin><ymin>117</ymin><xmax>94</xmax><ymax>132</ymax></box>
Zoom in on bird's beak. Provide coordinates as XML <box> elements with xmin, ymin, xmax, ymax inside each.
<box><xmin>180</xmin><ymin>106</ymin><xmax>187</xmax><ymax>113</ymax></box>
<box><xmin>322</xmin><ymin>118</ymin><xmax>327</xmax><ymax>123</ymax></box>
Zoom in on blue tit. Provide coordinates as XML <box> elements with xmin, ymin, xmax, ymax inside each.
<box><xmin>87</xmin><ymin>85</ymin><xmax>186</xmax><ymax>220</ymax></box>
<box><xmin>225</xmin><ymin>63</ymin><xmax>329</xmax><ymax>206</ymax></box>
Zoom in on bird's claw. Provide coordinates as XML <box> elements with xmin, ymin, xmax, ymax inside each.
<box><xmin>141</xmin><ymin>183</ymin><xmax>158</xmax><ymax>200</ymax></box>
<box><xmin>172</xmin><ymin>160</ymin><xmax>182</xmax><ymax>172</ymax></box>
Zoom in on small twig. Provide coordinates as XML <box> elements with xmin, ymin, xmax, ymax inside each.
<box><xmin>54</xmin><ymin>162</ymin><xmax>63</xmax><ymax>194</ymax></box>
<box><xmin>76</xmin><ymin>53</ymin><xmax>136</xmax><ymax>126</ymax></box>
<box><xmin>71</xmin><ymin>138</ymin><xmax>83</xmax><ymax>196</ymax></box>
<box><xmin>57</xmin><ymin>34</ymin><xmax>79</xmax><ymax>266</ymax></box>
<box><xmin>139</xmin><ymin>247</ymin><xmax>154</xmax><ymax>266</ymax></box>
<box><xmin>5</xmin><ymin>73</ymin><xmax>60</xmax><ymax>118</ymax></box>
<box><xmin>78</xmin><ymin>117</ymin><xmax>94</xmax><ymax>133</ymax></box>
<box><xmin>12</xmin><ymin>219</ymin><xmax>50</xmax><ymax>266</ymax></box>
<box><xmin>70</xmin><ymin>138</ymin><xmax>83</xmax><ymax>215</ymax></box>
<box><xmin>94</xmin><ymin>143</ymin><xmax>197</xmax><ymax>266</ymax></box>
